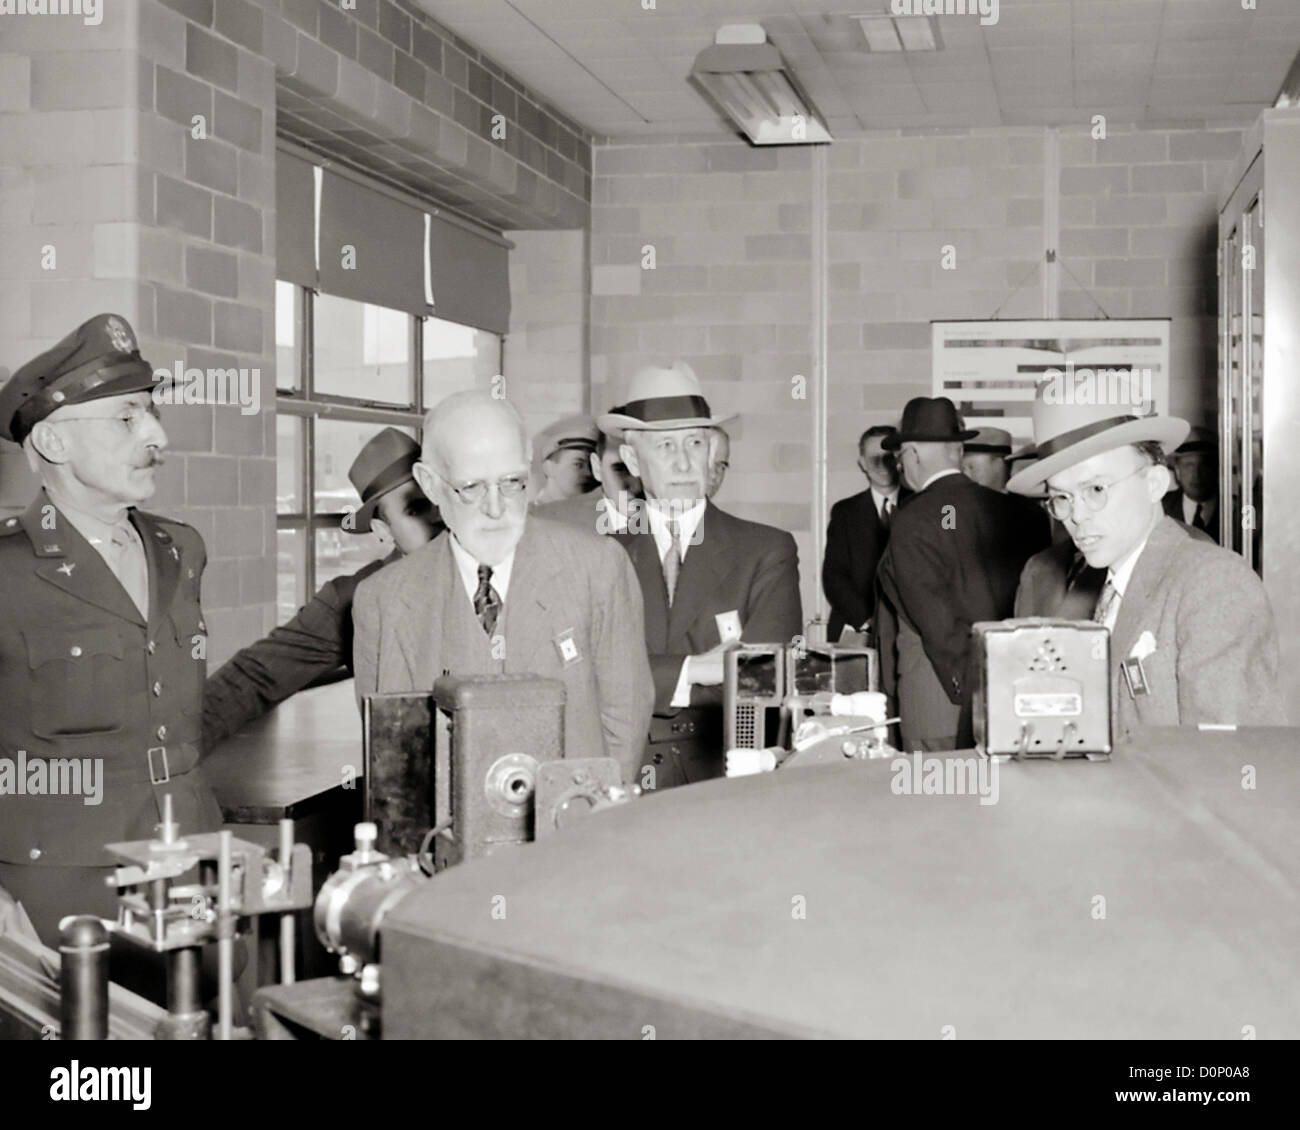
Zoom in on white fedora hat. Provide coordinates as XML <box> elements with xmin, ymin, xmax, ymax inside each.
<box><xmin>1006</xmin><ymin>369</ymin><xmax>1190</xmax><ymax>495</ymax></box>
<box><xmin>597</xmin><ymin>361</ymin><xmax>735</xmax><ymax>434</ymax></box>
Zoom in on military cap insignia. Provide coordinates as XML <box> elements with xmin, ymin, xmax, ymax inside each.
<box><xmin>105</xmin><ymin>316</ymin><xmax>136</xmax><ymax>353</ymax></box>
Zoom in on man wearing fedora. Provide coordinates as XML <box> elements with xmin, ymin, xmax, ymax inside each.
<box><xmin>603</xmin><ymin>362</ymin><xmax>802</xmax><ymax>789</ymax></box>
<box><xmin>875</xmin><ymin>397</ymin><xmax>1050</xmax><ymax>751</ymax></box>
<box><xmin>353</xmin><ymin>391</ymin><xmax>653</xmax><ymax>782</ymax></box>
<box><xmin>0</xmin><ymin>313</ymin><xmax>223</xmax><ymax>946</ymax></box>
<box><xmin>1007</xmin><ymin>372</ymin><xmax>1284</xmax><ymax>735</ymax></box>
<box><xmin>822</xmin><ymin>424</ymin><xmax>908</xmax><ymax>644</ymax></box>
<box><xmin>202</xmin><ymin>427</ymin><xmax>444</xmax><ymax>751</ymax></box>
<box><xmin>961</xmin><ymin>426</ymin><xmax>1015</xmax><ymax>493</ymax></box>
<box><xmin>1161</xmin><ymin>425</ymin><xmax>1219</xmax><ymax>543</ymax></box>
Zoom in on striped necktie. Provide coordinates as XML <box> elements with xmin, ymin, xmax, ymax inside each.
<box><xmin>473</xmin><ymin>564</ymin><xmax>501</xmax><ymax>636</ymax></box>
<box><xmin>1092</xmin><ymin>579</ymin><xmax>1119</xmax><ymax>626</ymax></box>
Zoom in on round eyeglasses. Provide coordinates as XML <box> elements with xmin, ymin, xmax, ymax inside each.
<box><xmin>1041</xmin><ymin>463</ymin><xmax>1149</xmax><ymax>521</ymax></box>
<box><xmin>434</xmin><ymin>469</ymin><xmax>529</xmax><ymax>506</ymax></box>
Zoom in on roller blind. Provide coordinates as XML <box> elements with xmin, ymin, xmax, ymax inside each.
<box><xmin>319</xmin><ymin>170</ymin><xmax>429</xmax><ymax>317</ymax></box>
<box><xmin>427</xmin><ymin>213</ymin><xmax>511</xmax><ymax>335</ymax></box>
<box><xmin>276</xmin><ymin>151</ymin><xmax>317</xmax><ymax>288</ymax></box>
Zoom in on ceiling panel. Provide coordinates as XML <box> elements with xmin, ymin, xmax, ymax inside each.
<box><xmin>416</xmin><ymin>0</ymin><xmax>1300</xmax><ymax>137</ymax></box>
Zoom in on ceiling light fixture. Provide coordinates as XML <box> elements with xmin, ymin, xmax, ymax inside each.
<box><xmin>689</xmin><ymin>24</ymin><xmax>832</xmax><ymax>146</ymax></box>
<box><xmin>856</xmin><ymin>14</ymin><xmax>942</xmax><ymax>53</ymax></box>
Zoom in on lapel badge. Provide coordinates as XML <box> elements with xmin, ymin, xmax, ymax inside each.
<box><xmin>715</xmin><ymin>610</ymin><xmax>743</xmax><ymax>644</ymax></box>
<box><xmin>58</xmin><ymin>562</ymin><xmax>75</xmax><ymax>577</ymax></box>
<box><xmin>554</xmin><ymin>628</ymin><xmax>582</xmax><ymax>667</ymax></box>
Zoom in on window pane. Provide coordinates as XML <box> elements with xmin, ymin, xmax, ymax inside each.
<box><xmin>423</xmin><ymin>316</ymin><xmax>501</xmax><ymax>407</ymax></box>
<box><xmin>314</xmin><ymin>294</ymin><xmax>413</xmax><ymax>405</ymax></box>
<box><xmin>275</xmin><ymin>280</ymin><xmax>300</xmax><ymax>392</ymax></box>
<box><xmin>315</xmin><ymin>526</ymin><xmax>385</xmax><ymax>593</ymax></box>
<box><xmin>314</xmin><ymin>419</ymin><xmax>417</xmax><ymax>516</ymax></box>
<box><xmin>276</xmin><ymin>414</ymin><xmax>304</xmax><ymax>515</ymax></box>
<box><xmin>277</xmin><ymin>527</ymin><xmax>306</xmax><ymax>624</ymax></box>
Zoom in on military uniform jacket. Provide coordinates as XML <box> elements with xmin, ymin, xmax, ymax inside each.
<box><xmin>0</xmin><ymin>491</ymin><xmax>221</xmax><ymax>867</ymax></box>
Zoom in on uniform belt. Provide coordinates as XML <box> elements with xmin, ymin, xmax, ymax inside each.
<box><xmin>20</xmin><ymin>745</ymin><xmax>203</xmax><ymax>787</ymax></box>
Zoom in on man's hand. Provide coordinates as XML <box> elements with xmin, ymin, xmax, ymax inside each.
<box><xmin>685</xmin><ymin>640</ymin><xmax>733</xmax><ymax>687</ymax></box>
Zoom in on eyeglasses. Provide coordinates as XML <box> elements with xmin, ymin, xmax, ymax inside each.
<box><xmin>1042</xmin><ymin>463</ymin><xmax>1149</xmax><ymax>521</ymax></box>
<box><xmin>52</xmin><ymin>402</ymin><xmax>161</xmax><ymax>434</ymax></box>
<box><xmin>433</xmin><ymin>468</ymin><xmax>529</xmax><ymax>506</ymax></box>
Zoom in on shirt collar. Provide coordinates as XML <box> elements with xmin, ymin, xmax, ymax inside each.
<box><xmin>448</xmin><ymin>533</ymin><xmax>516</xmax><ymax>605</ymax></box>
<box><xmin>919</xmin><ymin>467</ymin><xmax>963</xmax><ymax>493</ymax></box>
<box><xmin>869</xmin><ymin>485</ymin><xmax>899</xmax><ymax>511</ymax></box>
<box><xmin>43</xmin><ymin>487</ymin><xmax>136</xmax><ymax>549</ymax></box>
<box><xmin>646</xmin><ymin>498</ymin><xmax>706</xmax><ymax>560</ymax></box>
<box><xmin>1106</xmin><ymin>529</ymin><xmax>1155</xmax><ymax>598</ymax></box>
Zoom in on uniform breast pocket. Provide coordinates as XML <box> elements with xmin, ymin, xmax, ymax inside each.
<box><xmin>24</xmin><ymin>628</ymin><xmax>127</xmax><ymax>738</ymax></box>
<box><xmin>170</xmin><ymin>609</ymin><xmax>207</xmax><ymax>717</ymax></box>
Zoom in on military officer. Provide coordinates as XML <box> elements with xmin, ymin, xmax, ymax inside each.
<box><xmin>202</xmin><ymin>427</ymin><xmax>444</xmax><ymax>750</ymax></box>
<box><xmin>0</xmin><ymin>313</ymin><xmax>222</xmax><ymax>947</ymax></box>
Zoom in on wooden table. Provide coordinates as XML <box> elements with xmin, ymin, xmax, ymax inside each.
<box><xmin>203</xmin><ymin>681</ymin><xmax>365</xmax><ymax>983</ymax></box>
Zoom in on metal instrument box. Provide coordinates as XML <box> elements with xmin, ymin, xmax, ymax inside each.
<box><xmin>432</xmin><ymin>674</ymin><xmax>566</xmax><ymax>870</ymax></box>
<box><xmin>972</xmin><ymin>618</ymin><xmax>1111</xmax><ymax>758</ymax></box>
<box><xmin>723</xmin><ymin>645</ymin><xmax>786</xmax><ymax>751</ymax></box>
<box><xmin>788</xmin><ymin>643</ymin><xmax>878</xmax><ymax>697</ymax></box>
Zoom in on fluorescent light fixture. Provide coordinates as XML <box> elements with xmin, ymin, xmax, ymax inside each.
<box><xmin>690</xmin><ymin>25</ymin><xmax>832</xmax><ymax>146</ymax></box>
<box><xmin>856</xmin><ymin>14</ymin><xmax>942</xmax><ymax>53</ymax></box>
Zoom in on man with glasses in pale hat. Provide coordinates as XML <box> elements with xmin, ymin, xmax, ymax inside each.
<box><xmin>352</xmin><ymin>391</ymin><xmax>653</xmax><ymax>783</ymax></box>
<box><xmin>0</xmin><ymin>313</ymin><xmax>223</xmax><ymax>947</ymax></box>
<box><xmin>601</xmin><ymin>362</ymin><xmax>802</xmax><ymax>789</ymax></box>
<box><xmin>1007</xmin><ymin>372</ymin><xmax>1284</xmax><ymax>736</ymax></box>
<box><xmin>203</xmin><ymin>427</ymin><xmax>444</xmax><ymax>751</ymax></box>
<box><xmin>875</xmin><ymin>397</ymin><xmax>1050</xmax><ymax>752</ymax></box>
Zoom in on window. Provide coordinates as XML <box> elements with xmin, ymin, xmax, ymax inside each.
<box><xmin>274</xmin><ymin>281</ymin><xmax>504</xmax><ymax>622</ymax></box>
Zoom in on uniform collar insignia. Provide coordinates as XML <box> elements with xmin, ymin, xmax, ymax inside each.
<box><xmin>57</xmin><ymin>562</ymin><xmax>75</xmax><ymax>576</ymax></box>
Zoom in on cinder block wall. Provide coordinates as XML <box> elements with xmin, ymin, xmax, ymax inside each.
<box><xmin>591</xmin><ymin>125</ymin><xmax>1243</xmax><ymax>618</ymax></box>
<box><xmin>0</xmin><ymin>0</ymin><xmax>592</xmax><ymax>668</ymax></box>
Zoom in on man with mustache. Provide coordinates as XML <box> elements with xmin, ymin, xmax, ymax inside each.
<box><xmin>0</xmin><ymin>314</ymin><xmax>223</xmax><ymax>948</ymax></box>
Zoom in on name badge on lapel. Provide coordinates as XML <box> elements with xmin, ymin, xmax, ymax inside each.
<box><xmin>715</xmin><ymin>610</ymin><xmax>742</xmax><ymax>644</ymax></box>
<box><xmin>554</xmin><ymin>628</ymin><xmax>582</xmax><ymax>668</ymax></box>
<box><xmin>1122</xmin><ymin>631</ymin><xmax>1157</xmax><ymax>698</ymax></box>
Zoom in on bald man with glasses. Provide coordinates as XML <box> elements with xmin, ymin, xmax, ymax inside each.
<box><xmin>351</xmin><ymin>391</ymin><xmax>653</xmax><ymax>782</ymax></box>
<box><xmin>0</xmin><ymin>314</ymin><xmax>223</xmax><ymax>947</ymax></box>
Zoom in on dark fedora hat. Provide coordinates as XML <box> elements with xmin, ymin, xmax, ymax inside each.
<box><xmin>1173</xmin><ymin>425</ymin><xmax>1217</xmax><ymax>456</ymax></box>
<box><xmin>881</xmin><ymin>396</ymin><xmax>978</xmax><ymax>450</ymax></box>
<box><xmin>347</xmin><ymin>427</ymin><xmax>422</xmax><ymax>533</ymax></box>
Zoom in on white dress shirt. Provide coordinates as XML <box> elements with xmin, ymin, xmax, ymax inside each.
<box><xmin>870</xmin><ymin>485</ymin><xmax>900</xmax><ymax>520</ymax></box>
<box><xmin>1100</xmin><ymin>530</ymin><xmax>1153</xmax><ymax>632</ymax></box>
<box><xmin>1181</xmin><ymin>494</ymin><xmax>1215</xmax><ymax>529</ymax></box>
<box><xmin>918</xmin><ymin>467</ymin><xmax>963</xmax><ymax>492</ymax></box>
<box><xmin>448</xmin><ymin>534</ymin><xmax>515</xmax><ymax>608</ymax></box>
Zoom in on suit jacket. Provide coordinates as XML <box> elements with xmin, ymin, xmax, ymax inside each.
<box><xmin>615</xmin><ymin>502</ymin><xmax>802</xmax><ymax>714</ymax></box>
<box><xmin>822</xmin><ymin>486</ymin><xmax>908</xmax><ymax>642</ymax></box>
<box><xmin>875</xmin><ymin>473</ymin><xmax>1051</xmax><ymax>746</ymax></box>
<box><xmin>1105</xmin><ymin>517</ymin><xmax>1285</xmax><ymax>739</ymax></box>
<box><xmin>352</xmin><ymin>518</ymin><xmax>653</xmax><ymax>783</ymax></box>
<box><xmin>201</xmin><ymin>552</ymin><xmax>394</xmax><ymax>751</ymax></box>
<box><xmin>1162</xmin><ymin>489</ymin><xmax>1219</xmax><ymax>542</ymax></box>
<box><xmin>0</xmin><ymin>491</ymin><xmax>222</xmax><ymax>868</ymax></box>
<box><xmin>1014</xmin><ymin>519</ymin><xmax>1214</xmax><ymax>620</ymax></box>
<box><xmin>534</xmin><ymin>488</ymin><xmax>615</xmax><ymax>536</ymax></box>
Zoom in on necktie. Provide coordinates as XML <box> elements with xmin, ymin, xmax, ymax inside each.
<box><xmin>1193</xmin><ymin>503</ymin><xmax>1208</xmax><ymax>532</ymax></box>
<box><xmin>661</xmin><ymin>520</ymin><xmax>682</xmax><ymax>606</ymax></box>
<box><xmin>880</xmin><ymin>498</ymin><xmax>893</xmax><ymax>531</ymax></box>
<box><xmin>1093</xmin><ymin>579</ymin><xmax>1119</xmax><ymax>626</ymax></box>
<box><xmin>110</xmin><ymin>523</ymin><xmax>149</xmax><ymax>619</ymax></box>
<box><xmin>473</xmin><ymin>564</ymin><xmax>501</xmax><ymax>636</ymax></box>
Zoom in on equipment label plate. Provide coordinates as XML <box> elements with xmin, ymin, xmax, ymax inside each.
<box><xmin>1014</xmin><ymin>692</ymin><xmax>1082</xmax><ymax>717</ymax></box>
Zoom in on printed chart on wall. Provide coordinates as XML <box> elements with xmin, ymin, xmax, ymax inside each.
<box><xmin>931</xmin><ymin>320</ymin><xmax>1172</xmax><ymax>452</ymax></box>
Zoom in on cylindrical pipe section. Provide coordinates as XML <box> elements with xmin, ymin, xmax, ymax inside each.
<box><xmin>217</xmin><ymin>830</ymin><xmax>233</xmax><ymax>1041</ymax></box>
<box><xmin>279</xmin><ymin>818</ymin><xmax>296</xmax><ymax>985</ymax></box>
<box><xmin>167</xmin><ymin>946</ymin><xmax>202</xmax><ymax>1016</ymax></box>
<box><xmin>59</xmin><ymin>916</ymin><xmax>109</xmax><ymax>1040</ymax></box>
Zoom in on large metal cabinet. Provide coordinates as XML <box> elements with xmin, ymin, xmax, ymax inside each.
<box><xmin>1218</xmin><ymin>109</ymin><xmax>1300</xmax><ymax>717</ymax></box>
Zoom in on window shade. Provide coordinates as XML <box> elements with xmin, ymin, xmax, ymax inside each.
<box><xmin>319</xmin><ymin>170</ymin><xmax>429</xmax><ymax>317</ymax></box>
<box><xmin>276</xmin><ymin>151</ymin><xmax>317</xmax><ymax>288</ymax></box>
<box><xmin>427</xmin><ymin>213</ymin><xmax>512</xmax><ymax>335</ymax></box>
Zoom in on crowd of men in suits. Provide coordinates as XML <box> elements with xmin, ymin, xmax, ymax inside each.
<box><xmin>0</xmin><ymin>312</ymin><xmax>1286</xmax><ymax>955</ymax></box>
